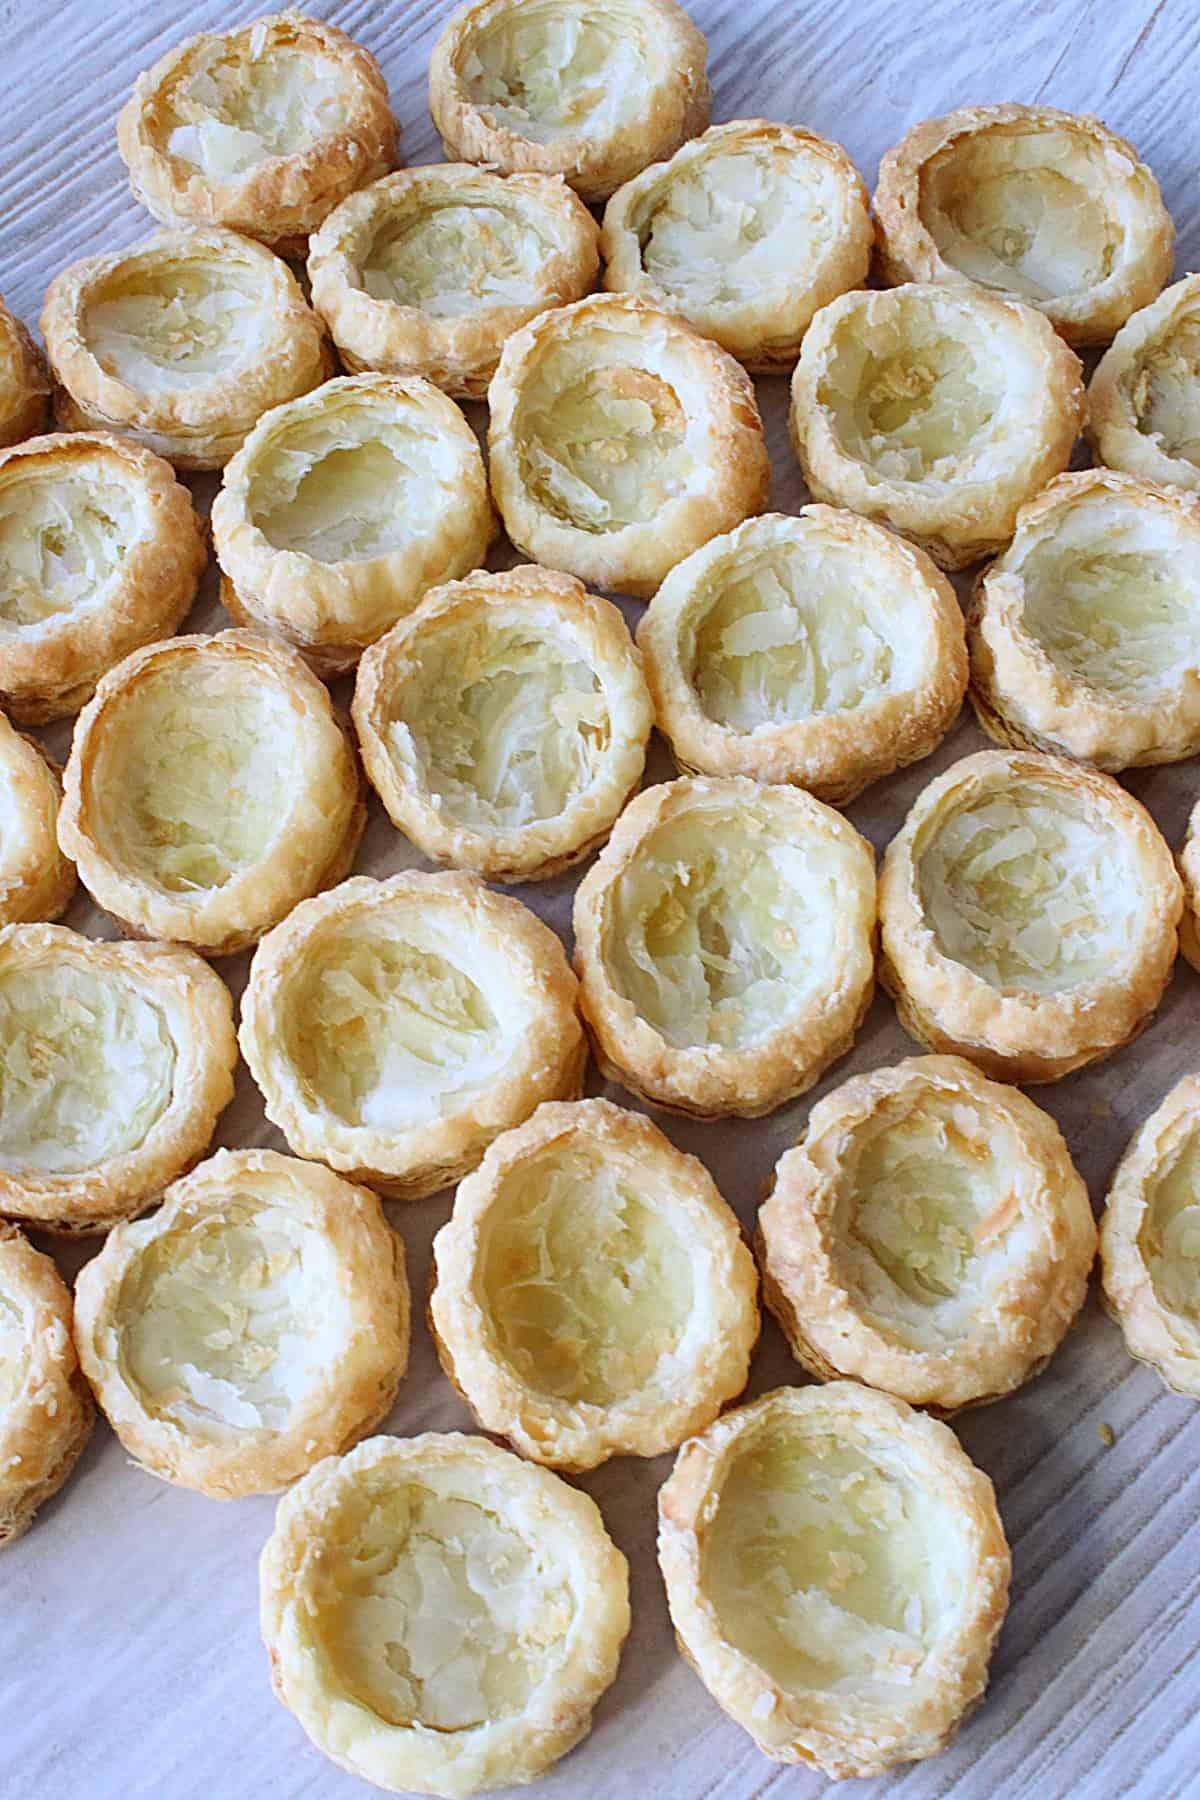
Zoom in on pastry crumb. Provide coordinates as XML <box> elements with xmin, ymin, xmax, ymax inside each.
<box><xmin>1098</xmin><ymin>1422</ymin><xmax>1116</xmax><ymax>1447</ymax></box>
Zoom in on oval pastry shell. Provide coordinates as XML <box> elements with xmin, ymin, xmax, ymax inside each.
<box><xmin>260</xmin><ymin>1430</ymin><xmax>631</xmax><ymax>1794</ymax></box>
<box><xmin>758</xmin><ymin>1054</ymin><xmax>1096</xmax><ymax>1411</ymax></box>
<box><xmin>428</xmin><ymin>0</ymin><xmax>710</xmax><ymax>204</ymax></box>
<box><xmin>0</xmin><ymin>923</ymin><xmax>237</xmax><ymax>1233</ymax></box>
<box><xmin>657</xmin><ymin>1381</ymin><xmax>1011</xmax><ymax>1780</ymax></box>
<box><xmin>352</xmin><ymin>565</ymin><xmax>652</xmax><ymax>882</ymax></box>
<box><xmin>1087</xmin><ymin>273</ymin><xmax>1200</xmax><ymax>494</ymax></box>
<box><xmin>429</xmin><ymin>1097</ymin><xmax>758</xmax><ymax>1469</ymax></box>
<box><xmin>116</xmin><ymin>12</ymin><xmax>398</xmax><ymax>259</ymax></box>
<box><xmin>0</xmin><ymin>720</ymin><xmax>75</xmax><ymax>928</ymax></box>
<box><xmin>74</xmin><ymin>1147</ymin><xmax>409</xmax><ymax>1499</ymax></box>
<box><xmin>309</xmin><ymin>164</ymin><xmax>600</xmax><ymax>400</ymax></box>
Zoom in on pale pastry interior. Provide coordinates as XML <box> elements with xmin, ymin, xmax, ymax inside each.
<box><xmin>430</xmin><ymin>1098</ymin><xmax>757</xmax><ymax>1468</ymax></box>
<box><xmin>916</xmin><ymin>778</ymin><xmax>1139</xmax><ymax>993</ymax></box>
<box><xmin>0</xmin><ymin>458</ymin><xmax>143</xmax><ymax>630</ymax></box>
<box><xmin>658</xmin><ymin>1383</ymin><xmax>1010</xmax><ymax>1780</ymax></box>
<box><xmin>260</xmin><ymin>1433</ymin><xmax>630</xmax><ymax>1793</ymax></box>
<box><xmin>359</xmin><ymin>187</ymin><xmax>556</xmax><ymax>317</ymax></box>
<box><xmin>352</xmin><ymin>565</ymin><xmax>651</xmax><ymax>881</ymax></box>
<box><xmin>602</xmin><ymin>119</ymin><xmax>871</xmax><ymax>367</ymax></box>
<box><xmin>456</xmin><ymin>2</ymin><xmax>655</xmax><ymax>148</ymax></box>
<box><xmin>83</xmin><ymin>252</ymin><xmax>275</xmax><ymax>392</ymax></box>
<box><xmin>74</xmin><ymin>1148</ymin><xmax>409</xmax><ymax>1497</ymax></box>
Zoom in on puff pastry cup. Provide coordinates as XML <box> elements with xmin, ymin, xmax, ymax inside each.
<box><xmin>873</xmin><ymin>104</ymin><xmax>1174</xmax><ymax>347</ymax></box>
<box><xmin>1099</xmin><ymin>1074</ymin><xmax>1200</xmax><ymax>1397</ymax></box>
<box><xmin>0</xmin><ymin>1224</ymin><xmax>93</xmax><ymax>1545</ymax></box>
<box><xmin>353</xmin><ymin>566</ymin><xmax>652</xmax><ymax>883</ymax></box>
<box><xmin>489</xmin><ymin>293</ymin><xmax>770</xmax><ymax>598</ymax></box>
<box><xmin>1178</xmin><ymin>798</ymin><xmax>1200</xmax><ymax>971</ymax></box>
<box><xmin>968</xmin><ymin>469</ymin><xmax>1200</xmax><ymax>771</ymax></box>
<box><xmin>0</xmin><ymin>432</ymin><xmax>205</xmax><ymax>724</ymax></box>
<box><xmin>637</xmin><ymin>508</ymin><xmax>967</xmax><ymax>805</ymax></box>
<box><xmin>260</xmin><ymin>1432</ymin><xmax>630</xmax><ymax>1798</ymax></box>
<box><xmin>74</xmin><ymin>1148</ymin><xmax>409</xmax><ymax>1500</ymax></box>
<box><xmin>758</xmin><ymin>1055</ymin><xmax>1096</xmax><ymax>1414</ymax></box>
<box><xmin>429</xmin><ymin>1098</ymin><xmax>758</xmax><ymax>1471</ymax></box>
<box><xmin>0</xmin><ymin>924</ymin><xmax>236</xmax><ymax>1234</ymax></box>
<box><xmin>657</xmin><ymin>1382</ymin><xmax>1010</xmax><ymax>1780</ymax></box>
<box><xmin>308</xmin><ymin>164</ymin><xmax>600</xmax><ymax>400</ymax></box>
<box><xmin>0</xmin><ymin>294</ymin><xmax>49</xmax><ymax>450</ymax></box>
<box><xmin>41</xmin><ymin>227</ymin><xmax>330</xmax><ymax>471</ymax></box>
<box><xmin>601</xmin><ymin>119</ymin><xmax>872</xmax><ymax>371</ymax></box>
<box><xmin>212</xmin><ymin>373</ymin><xmax>495</xmax><ymax>677</ymax></box>
<box><xmin>878</xmin><ymin>750</ymin><xmax>1182</xmax><ymax>1084</ymax></box>
<box><xmin>573</xmin><ymin>776</ymin><xmax>876</xmax><ymax>1119</ymax></box>
<box><xmin>789</xmin><ymin>284</ymin><xmax>1084</xmax><ymax>571</ymax></box>
<box><xmin>428</xmin><ymin>0</ymin><xmax>709</xmax><ymax>206</ymax></box>
<box><xmin>239</xmin><ymin>871</ymin><xmax>586</xmax><ymax>1201</ymax></box>
<box><xmin>58</xmin><ymin>631</ymin><xmax>365</xmax><ymax>957</ymax></box>
<box><xmin>116</xmin><ymin>12</ymin><xmax>398</xmax><ymax>260</ymax></box>
<box><xmin>0</xmin><ymin>718</ymin><xmax>74</xmax><ymax>928</ymax></box>
<box><xmin>1087</xmin><ymin>274</ymin><xmax>1200</xmax><ymax>493</ymax></box>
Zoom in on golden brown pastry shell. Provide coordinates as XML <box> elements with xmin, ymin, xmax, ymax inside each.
<box><xmin>1087</xmin><ymin>274</ymin><xmax>1200</xmax><ymax>493</ymax></box>
<box><xmin>0</xmin><ymin>432</ymin><xmax>205</xmax><ymax>724</ymax></box>
<box><xmin>117</xmin><ymin>12</ymin><xmax>398</xmax><ymax>260</ymax></box>
<box><xmin>0</xmin><ymin>720</ymin><xmax>74</xmax><ymax>927</ymax></box>
<box><xmin>308</xmin><ymin>164</ymin><xmax>600</xmax><ymax>399</ymax></box>
<box><xmin>428</xmin><ymin>0</ymin><xmax>709</xmax><ymax>205</ymax></box>
<box><xmin>74</xmin><ymin>1147</ymin><xmax>409</xmax><ymax>1499</ymax></box>
<box><xmin>0</xmin><ymin>296</ymin><xmax>49</xmax><ymax>450</ymax></box>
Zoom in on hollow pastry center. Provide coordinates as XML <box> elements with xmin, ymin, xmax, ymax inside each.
<box><xmin>685</xmin><ymin>540</ymin><xmax>924</xmax><ymax>730</ymax></box>
<box><xmin>163</xmin><ymin>46</ymin><xmax>352</xmax><ymax>176</ymax></box>
<box><xmin>1016</xmin><ymin>501</ymin><xmax>1200</xmax><ymax>694</ymax></box>
<box><xmin>606</xmin><ymin>808</ymin><xmax>839</xmax><ymax>1049</ymax></box>
<box><xmin>1127</xmin><ymin>313</ymin><xmax>1200</xmax><ymax>470</ymax></box>
<box><xmin>0</xmin><ymin>963</ymin><xmax>174</xmax><ymax>1174</ymax></box>
<box><xmin>1139</xmin><ymin>1126</ymin><xmax>1200</xmax><ymax>1324</ymax></box>
<box><xmin>0</xmin><ymin>472</ymin><xmax>140</xmax><ymax>631</ymax></box>
<box><xmin>89</xmin><ymin>663</ymin><xmax>295</xmax><ymax>894</ymax></box>
<box><xmin>282</xmin><ymin>926</ymin><xmax>512</xmax><ymax>1130</ymax></box>
<box><xmin>460</xmin><ymin>2</ymin><xmax>645</xmax><ymax>142</ymax></box>
<box><xmin>311</xmin><ymin>1476</ymin><xmax>576</xmax><ymax>1730</ymax></box>
<box><xmin>835</xmin><ymin>1094</ymin><xmax>1022</xmax><ymax>1343</ymax></box>
<box><xmin>0</xmin><ymin>1285</ymin><xmax>29</xmax><ymax>1410</ymax></box>
<box><xmin>920</xmin><ymin>131</ymin><xmax>1117</xmax><ymax>302</ymax></box>
<box><xmin>117</xmin><ymin>1196</ymin><xmax>347</xmax><ymax>1439</ymax></box>
<box><xmin>385</xmin><ymin>618</ymin><xmax>612</xmax><ymax>831</ymax></box>
<box><xmin>703</xmin><ymin>1426</ymin><xmax>947</xmax><ymax>1691</ymax></box>
<box><xmin>828</xmin><ymin>317</ymin><xmax>997</xmax><ymax>482</ymax></box>
<box><xmin>917</xmin><ymin>783</ymin><xmax>1141</xmax><ymax>992</ymax></box>
<box><xmin>83</xmin><ymin>259</ymin><xmax>271</xmax><ymax>388</ymax></box>
<box><xmin>479</xmin><ymin>1148</ymin><xmax>694</xmax><ymax>1404</ymax></box>
<box><xmin>362</xmin><ymin>201</ymin><xmax>550</xmax><ymax>318</ymax></box>
<box><xmin>521</xmin><ymin>353</ymin><xmax>695</xmax><ymax>532</ymax></box>
<box><xmin>250</xmin><ymin>412</ymin><xmax>462</xmax><ymax>563</ymax></box>
<box><xmin>637</xmin><ymin>143</ymin><xmax>844</xmax><ymax>308</ymax></box>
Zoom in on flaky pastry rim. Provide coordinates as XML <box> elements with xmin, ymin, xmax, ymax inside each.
<box><xmin>0</xmin><ymin>1223</ymin><xmax>93</xmax><ymax>1546</ymax></box>
<box><xmin>0</xmin><ymin>923</ymin><xmax>236</xmax><ymax>1234</ymax></box>
<box><xmin>637</xmin><ymin>507</ymin><xmax>967</xmax><ymax>803</ymax></box>
<box><xmin>58</xmin><ymin>630</ymin><xmax>365</xmax><ymax>956</ymax></box>
<box><xmin>239</xmin><ymin>870</ymin><xmax>586</xmax><ymax>1201</ymax></box>
<box><xmin>873</xmin><ymin>102</ymin><xmax>1174</xmax><ymax>346</ymax></box>
<box><xmin>309</xmin><ymin>164</ymin><xmax>600</xmax><ymax>399</ymax></box>
<box><xmin>352</xmin><ymin>564</ymin><xmax>652</xmax><ymax>882</ymax></box>
<box><xmin>657</xmin><ymin>1380</ymin><xmax>1011</xmax><ymax>1780</ymax></box>
<box><xmin>116</xmin><ymin>10</ymin><xmax>398</xmax><ymax>259</ymax></box>
<box><xmin>41</xmin><ymin>227</ymin><xmax>330</xmax><ymax>471</ymax></box>
<box><xmin>0</xmin><ymin>720</ymin><xmax>75</xmax><ymax>928</ymax></box>
<box><xmin>758</xmin><ymin>1053</ymin><xmax>1096</xmax><ymax>1412</ymax></box>
<box><xmin>0</xmin><ymin>295</ymin><xmax>49</xmax><ymax>450</ymax></box>
<box><xmin>429</xmin><ymin>1097</ymin><xmax>758</xmax><ymax>1469</ymax></box>
<box><xmin>573</xmin><ymin>775</ymin><xmax>877</xmax><ymax>1119</ymax></box>
<box><xmin>74</xmin><ymin>1146</ymin><xmax>410</xmax><ymax>1499</ymax></box>
<box><xmin>260</xmin><ymin>1430</ymin><xmax>631</xmax><ymax>1796</ymax></box>
<box><xmin>488</xmin><ymin>291</ymin><xmax>770</xmax><ymax>599</ymax></box>
<box><xmin>601</xmin><ymin>118</ymin><xmax>872</xmax><ymax>370</ymax></box>
<box><xmin>428</xmin><ymin>0</ymin><xmax>710</xmax><ymax>204</ymax></box>
<box><xmin>788</xmin><ymin>283</ymin><xmax>1084</xmax><ymax>570</ymax></box>
<box><xmin>878</xmin><ymin>748</ymin><xmax>1182</xmax><ymax>1083</ymax></box>
<box><xmin>1087</xmin><ymin>273</ymin><xmax>1200</xmax><ymax>493</ymax></box>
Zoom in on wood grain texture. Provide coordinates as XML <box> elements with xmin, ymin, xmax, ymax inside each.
<box><xmin>2</xmin><ymin>2</ymin><xmax>1200</xmax><ymax>1798</ymax></box>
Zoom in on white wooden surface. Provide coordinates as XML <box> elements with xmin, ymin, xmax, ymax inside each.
<box><xmin>3</xmin><ymin>2</ymin><xmax>1200</xmax><ymax>1797</ymax></box>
